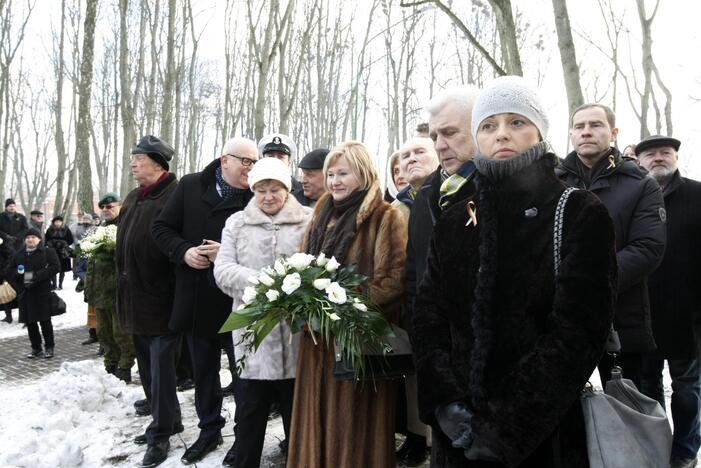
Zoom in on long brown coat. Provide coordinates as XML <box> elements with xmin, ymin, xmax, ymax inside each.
<box><xmin>287</xmin><ymin>185</ymin><xmax>408</xmax><ymax>468</ymax></box>
<box><xmin>287</xmin><ymin>187</ymin><xmax>407</xmax><ymax>468</ymax></box>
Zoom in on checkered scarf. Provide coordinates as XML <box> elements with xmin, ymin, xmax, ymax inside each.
<box><xmin>439</xmin><ymin>160</ymin><xmax>476</xmax><ymax>209</ymax></box>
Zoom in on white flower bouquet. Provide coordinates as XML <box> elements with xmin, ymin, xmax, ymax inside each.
<box><xmin>219</xmin><ymin>252</ymin><xmax>395</xmax><ymax>377</ymax></box>
<box><xmin>75</xmin><ymin>225</ymin><xmax>117</xmax><ymax>259</ymax></box>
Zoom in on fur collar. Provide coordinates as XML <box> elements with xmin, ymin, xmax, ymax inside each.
<box><xmin>242</xmin><ymin>194</ymin><xmax>308</xmax><ymax>226</ymax></box>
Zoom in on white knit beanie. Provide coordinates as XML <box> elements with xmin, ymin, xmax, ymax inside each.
<box><xmin>247</xmin><ymin>157</ymin><xmax>292</xmax><ymax>192</ymax></box>
<box><xmin>470</xmin><ymin>75</ymin><xmax>549</xmax><ymax>141</ymax></box>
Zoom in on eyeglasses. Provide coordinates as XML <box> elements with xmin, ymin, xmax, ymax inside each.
<box><xmin>100</xmin><ymin>204</ymin><xmax>116</xmax><ymax>210</ymax></box>
<box><xmin>225</xmin><ymin>154</ymin><xmax>257</xmax><ymax>167</ymax></box>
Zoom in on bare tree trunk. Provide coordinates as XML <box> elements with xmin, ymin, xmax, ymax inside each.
<box><xmin>159</xmin><ymin>0</ymin><xmax>176</xmax><ymax>143</ymax></box>
<box><xmin>551</xmin><ymin>0</ymin><xmax>583</xmax><ymax>115</ymax></box>
<box><xmin>119</xmin><ymin>0</ymin><xmax>136</xmax><ymax>195</ymax></box>
<box><xmin>53</xmin><ymin>0</ymin><xmax>69</xmax><ymax>215</ymax></box>
<box><xmin>487</xmin><ymin>0</ymin><xmax>522</xmax><ymax>75</ymax></box>
<box><xmin>75</xmin><ymin>0</ymin><xmax>98</xmax><ymax>213</ymax></box>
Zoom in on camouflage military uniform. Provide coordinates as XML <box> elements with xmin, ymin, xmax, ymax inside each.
<box><xmin>84</xmin><ymin>217</ymin><xmax>135</xmax><ymax>379</ymax></box>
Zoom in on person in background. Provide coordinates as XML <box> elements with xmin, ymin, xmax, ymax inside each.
<box><xmin>415</xmin><ymin>122</ymin><xmax>429</xmax><ymax>138</ymax></box>
<box><xmin>0</xmin><ymin>198</ymin><xmax>28</xmax><ymax>252</ymax></box>
<box><xmin>257</xmin><ymin>133</ymin><xmax>307</xmax><ymax>205</ymax></box>
<box><xmin>636</xmin><ymin>135</ymin><xmax>701</xmax><ymax>468</ymax></box>
<box><xmin>0</xmin><ymin>231</ymin><xmax>17</xmax><ymax>324</ymax></box>
<box><xmin>29</xmin><ymin>210</ymin><xmax>44</xmax><ymax>238</ymax></box>
<box><xmin>214</xmin><ymin>157</ymin><xmax>311</xmax><ymax>468</ymax></box>
<box><xmin>44</xmin><ymin>216</ymin><xmax>74</xmax><ymax>290</ymax></box>
<box><xmin>622</xmin><ymin>143</ymin><xmax>639</xmax><ymax>162</ymax></box>
<box><xmin>297</xmin><ymin>148</ymin><xmax>329</xmax><ymax>208</ymax></box>
<box><xmin>286</xmin><ymin>141</ymin><xmax>407</xmax><ymax>467</ymax></box>
<box><xmin>73</xmin><ymin>213</ymin><xmax>98</xmax><ymax>345</ymax></box>
<box><xmin>92</xmin><ymin>213</ymin><xmax>101</xmax><ymax>226</ymax></box>
<box><xmin>384</xmin><ymin>149</ymin><xmax>408</xmax><ymax>203</ymax></box>
<box><xmin>10</xmin><ymin>228</ymin><xmax>60</xmax><ymax>359</ymax></box>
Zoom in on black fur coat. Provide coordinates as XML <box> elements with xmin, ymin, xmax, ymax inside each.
<box><xmin>412</xmin><ymin>154</ymin><xmax>617</xmax><ymax>467</ymax></box>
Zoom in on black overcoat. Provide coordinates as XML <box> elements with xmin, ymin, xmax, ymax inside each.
<box><xmin>648</xmin><ymin>170</ymin><xmax>701</xmax><ymax>359</ymax></box>
<box><xmin>152</xmin><ymin>159</ymin><xmax>253</xmax><ymax>337</ymax></box>
<box><xmin>116</xmin><ymin>173</ymin><xmax>178</xmax><ymax>335</ymax></box>
<box><xmin>413</xmin><ymin>154</ymin><xmax>617</xmax><ymax>467</ymax></box>
<box><xmin>9</xmin><ymin>245</ymin><xmax>59</xmax><ymax>323</ymax></box>
<box><xmin>556</xmin><ymin>148</ymin><xmax>666</xmax><ymax>352</ymax></box>
<box><xmin>44</xmin><ymin>226</ymin><xmax>74</xmax><ymax>272</ymax></box>
<box><xmin>0</xmin><ymin>211</ymin><xmax>28</xmax><ymax>251</ymax></box>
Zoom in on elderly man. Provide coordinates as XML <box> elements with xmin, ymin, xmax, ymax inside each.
<box><xmin>84</xmin><ymin>192</ymin><xmax>135</xmax><ymax>383</ymax></box>
<box><xmin>29</xmin><ymin>210</ymin><xmax>44</xmax><ymax>237</ymax></box>
<box><xmin>257</xmin><ymin>133</ymin><xmax>306</xmax><ymax>204</ymax></box>
<box><xmin>152</xmin><ymin>137</ymin><xmax>259</xmax><ymax>465</ymax></box>
<box><xmin>297</xmin><ymin>148</ymin><xmax>329</xmax><ymax>207</ymax></box>
<box><xmin>556</xmin><ymin>104</ymin><xmax>666</xmax><ymax>388</ymax></box>
<box><xmin>636</xmin><ymin>135</ymin><xmax>701</xmax><ymax>468</ymax></box>
<box><xmin>116</xmin><ymin>135</ymin><xmax>180</xmax><ymax>468</ymax></box>
<box><xmin>0</xmin><ymin>198</ymin><xmax>28</xmax><ymax>252</ymax></box>
<box><xmin>405</xmin><ymin>86</ymin><xmax>479</xmax><ymax>464</ymax></box>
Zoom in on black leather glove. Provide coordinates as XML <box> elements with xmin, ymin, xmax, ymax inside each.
<box><xmin>435</xmin><ymin>401</ymin><xmax>474</xmax><ymax>449</ymax></box>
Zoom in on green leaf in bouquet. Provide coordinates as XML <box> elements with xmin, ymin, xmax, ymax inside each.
<box><xmin>218</xmin><ymin>306</ymin><xmax>262</xmax><ymax>333</ymax></box>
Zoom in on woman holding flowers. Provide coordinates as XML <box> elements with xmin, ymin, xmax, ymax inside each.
<box><xmin>286</xmin><ymin>141</ymin><xmax>408</xmax><ymax>467</ymax></box>
<box><xmin>213</xmin><ymin>157</ymin><xmax>312</xmax><ymax>468</ymax></box>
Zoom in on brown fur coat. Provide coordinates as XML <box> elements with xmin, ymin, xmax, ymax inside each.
<box><xmin>286</xmin><ymin>185</ymin><xmax>408</xmax><ymax>468</ymax></box>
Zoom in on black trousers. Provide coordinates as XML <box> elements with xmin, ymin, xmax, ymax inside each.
<box><xmin>27</xmin><ymin>320</ymin><xmax>54</xmax><ymax>350</ymax></box>
<box><xmin>232</xmin><ymin>378</ymin><xmax>294</xmax><ymax>468</ymax></box>
<box><xmin>186</xmin><ymin>331</ymin><xmax>226</xmax><ymax>439</ymax></box>
<box><xmin>598</xmin><ymin>351</ymin><xmax>644</xmax><ymax>389</ymax></box>
<box><xmin>133</xmin><ymin>332</ymin><xmax>182</xmax><ymax>444</ymax></box>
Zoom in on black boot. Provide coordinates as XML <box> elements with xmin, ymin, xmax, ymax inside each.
<box><xmin>26</xmin><ymin>348</ymin><xmax>43</xmax><ymax>359</ymax></box>
<box><xmin>2</xmin><ymin>310</ymin><xmax>12</xmax><ymax>323</ymax></box>
<box><xmin>115</xmin><ymin>367</ymin><xmax>132</xmax><ymax>383</ymax></box>
<box><xmin>44</xmin><ymin>347</ymin><xmax>54</xmax><ymax>359</ymax></box>
<box><xmin>105</xmin><ymin>364</ymin><xmax>117</xmax><ymax>375</ymax></box>
<box><xmin>141</xmin><ymin>440</ymin><xmax>169</xmax><ymax>467</ymax></box>
<box><xmin>82</xmin><ymin>328</ymin><xmax>98</xmax><ymax>345</ymax></box>
<box><xmin>396</xmin><ymin>432</ymin><xmax>428</xmax><ymax>467</ymax></box>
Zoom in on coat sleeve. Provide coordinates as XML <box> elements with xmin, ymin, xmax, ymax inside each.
<box><xmin>367</xmin><ymin>206</ymin><xmax>407</xmax><ymax>308</ymax></box>
<box><xmin>412</xmin><ymin>227</ymin><xmax>470</xmax><ymax>426</ymax></box>
<box><xmin>616</xmin><ymin>177</ymin><xmax>666</xmax><ymax>292</ymax></box>
<box><xmin>468</xmin><ymin>195</ymin><xmax>617</xmax><ymax>467</ymax></box>
<box><xmin>151</xmin><ymin>178</ymin><xmax>192</xmax><ymax>264</ymax></box>
<box><xmin>403</xmin><ymin>213</ymin><xmax>418</xmax><ymax>328</ymax></box>
<box><xmin>213</xmin><ymin>215</ymin><xmax>257</xmax><ymax>299</ymax></box>
<box><xmin>33</xmin><ymin>248</ymin><xmax>60</xmax><ymax>283</ymax></box>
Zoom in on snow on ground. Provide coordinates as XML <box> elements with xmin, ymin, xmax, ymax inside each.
<box><xmin>0</xmin><ymin>359</ymin><xmax>286</xmax><ymax>468</ymax></box>
<box><xmin>0</xmin><ymin>276</ymin><xmax>89</xmax><ymax>340</ymax></box>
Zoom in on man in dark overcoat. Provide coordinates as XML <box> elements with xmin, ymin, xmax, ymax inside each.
<box><xmin>0</xmin><ymin>198</ymin><xmax>28</xmax><ymax>252</ymax></box>
<box><xmin>557</xmin><ymin>103</ymin><xmax>666</xmax><ymax>387</ymax></box>
<box><xmin>151</xmin><ymin>137</ymin><xmax>259</xmax><ymax>465</ymax></box>
<box><xmin>116</xmin><ymin>135</ymin><xmax>179</xmax><ymax>468</ymax></box>
<box><xmin>637</xmin><ymin>135</ymin><xmax>701</xmax><ymax>468</ymax></box>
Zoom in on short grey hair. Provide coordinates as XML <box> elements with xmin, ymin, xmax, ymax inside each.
<box><xmin>425</xmin><ymin>85</ymin><xmax>480</xmax><ymax>118</ymax></box>
<box><xmin>221</xmin><ymin>137</ymin><xmax>257</xmax><ymax>156</ymax></box>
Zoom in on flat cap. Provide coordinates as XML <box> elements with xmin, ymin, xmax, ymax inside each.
<box><xmin>298</xmin><ymin>149</ymin><xmax>330</xmax><ymax>170</ymax></box>
<box><xmin>131</xmin><ymin>135</ymin><xmax>174</xmax><ymax>170</ymax></box>
<box><xmin>635</xmin><ymin>135</ymin><xmax>681</xmax><ymax>156</ymax></box>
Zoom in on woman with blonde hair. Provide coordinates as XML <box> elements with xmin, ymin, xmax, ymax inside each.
<box><xmin>286</xmin><ymin>141</ymin><xmax>408</xmax><ymax>467</ymax></box>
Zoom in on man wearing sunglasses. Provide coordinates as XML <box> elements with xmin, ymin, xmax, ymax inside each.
<box><xmin>152</xmin><ymin>137</ymin><xmax>259</xmax><ymax>466</ymax></box>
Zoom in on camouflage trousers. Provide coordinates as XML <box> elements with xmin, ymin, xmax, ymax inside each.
<box><xmin>95</xmin><ymin>305</ymin><xmax>135</xmax><ymax>370</ymax></box>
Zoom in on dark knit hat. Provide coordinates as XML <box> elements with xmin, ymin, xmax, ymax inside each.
<box><xmin>298</xmin><ymin>149</ymin><xmax>330</xmax><ymax>170</ymax></box>
<box><xmin>131</xmin><ymin>135</ymin><xmax>175</xmax><ymax>171</ymax></box>
<box><xmin>30</xmin><ymin>210</ymin><xmax>43</xmax><ymax>216</ymax></box>
<box><xmin>98</xmin><ymin>192</ymin><xmax>120</xmax><ymax>208</ymax></box>
<box><xmin>635</xmin><ymin>135</ymin><xmax>681</xmax><ymax>156</ymax></box>
<box><xmin>5</xmin><ymin>198</ymin><xmax>15</xmax><ymax>207</ymax></box>
<box><xmin>25</xmin><ymin>227</ymin><xmax>42</xmax><ymax>238</ymax></box>
<box><xmin>52</xmin><ymin>215</ymin><xmax>64</xmax><ymax>223</ymax></box>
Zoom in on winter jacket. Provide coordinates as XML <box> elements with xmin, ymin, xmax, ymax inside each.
<box><xmin>404</xmin><ymin>166</ymin><xmax>476</xmax><ymax>332</ymax></box>
<box><xmin>9</xmin><ymin>245</ymin><xmax>60</xmax><ymax>323</ymax></box>
<box><xmin>556</xmin><ymin>148</ymin><xmax>666</xmax><ymax>352</ymax></box>
<box><xmin>151</xmin><ymin>159</ymin><xmax>254</xmax><ymax>338</ymax></box>
<box><xmin>116</xmin><ymin>173</ymin><xmax>178</xmax><ymax>335</ymax></box>
<box><xmin>291</xmin><ymin>178</ymin><xmax>314</xmax><ymax>207</ymax></box>
<box><xmin>286</xmin><ymin>185</ymin><xmax>407</xmax><ymax>468</ymax></box>
<box><xmin>45</xmin><ymin>226</ymin><xmax>74</xmax><ymax>272</ymax></box>
<box><xmin>213</xmin><ymin>195</ymin><xmax>311</xmax><ymax>379</ymax></box>
<box><xmin>0</xmin><ymin>232</ymin><xmax>16</xmax><ymax>283</ymax></box>
<box><xmin>647</xmin><ymin>170</ymin><xmax>701</xmax><ymax>359</ymax></box>
<box><xmin>84</xmin><ymin>218</ymin><xmax>118</xmax><ymax>310</ymax></box>
<box><xmin>413</xmin><ymin>151</ymin><xmax>616</xmax><ymax>467</ymax></box>
<box><xmin>0</xmin><ymin>211</ymin><xmax>28</xmax><ymax>252</ymax></box>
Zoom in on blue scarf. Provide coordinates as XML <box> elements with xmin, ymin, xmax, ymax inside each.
<box><xmin>215</xmin><ymin>166</ymin><xmax>248</xmax><ymax>199</ymax></box>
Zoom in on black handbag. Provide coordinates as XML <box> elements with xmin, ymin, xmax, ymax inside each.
<box><xmin>333</xmin><ymin>324</ymin><xmax>414</xmax><ymax>381</ymax></box>
<box><xmin>49</xmin><ymin>291</ymin><xmax>67</xmax><ymax>316</ymax></box>
<box><xmin>553</xmin><ymin>187</ymin><xmax>672</xmax><ymax>468</ymax></box>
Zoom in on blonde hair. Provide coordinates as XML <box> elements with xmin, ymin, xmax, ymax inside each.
<box><xmin>323</xmin><ymin>141</ymin><xmax>378</xmax><ymax>191</ymax></box>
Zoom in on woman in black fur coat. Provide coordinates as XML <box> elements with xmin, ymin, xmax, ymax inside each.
<box><xmin>412</xmin><ymin>76</ymin><xmax>617</xmax><ymax>467</ymax></box>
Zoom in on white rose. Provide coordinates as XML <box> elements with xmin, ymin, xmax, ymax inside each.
<box><xmin>313</xmin><ymin>278</ymin><xmax>331</xmax><ymax>291</ymax></box>
<box><xmin>242</xmin><ymin>286</ymin><xmax>257</xmax><ymax>304</ymax></box>
<box><xmin>325</xmin><ymin>256</ymin><xmax>340</xmax><ymax>272</ymax></box>
<box><xmin>327</xmin><ymin>312</ymin><xmax>341</xmax><ymax>321</ymax></box>
<box><xmin>258</xmin><ymin>272</ymin><xmax>275</xmax><ymax>287</ymax></box>
<box><xmin>236</xmin><ymin>304</ymin><xmax>246</xmax><ymax>311</ymax></box>
<box><xmin>265</xmin><ymin>289</ymin><xmax>280</xmax><ymax>302</ymax></box>
<box><xmin>325</xmin><ymin>282</ymin><xmax>347</xmax><ymax>304</ymax></box>
<box><xmin>281</xmin><ymin>272</ymin><xmax>302</xmax><ymax>295</ymax></box>
<box><xmin>316</xmin><ymin>252</ymin><xmax>328</xmax><ymax>266</ymax></box>
<box><xmin>247</xmin><ymin>275</ymin><xmax>259</xmax><ymax>285</ymax></box>
<box><xmin>287</xmin><ymin>253</ymin><xmax>314</xmax><ymax>271</ymax></box>
<box><xmin>274</xmin><ymin>259</ymin><xmax>287</xmax><ymax>276</ymax></box>
<box><xmin>352</xmin><ymin>302</ymin><xmax>368</xmax><ymax>312</ymax></box>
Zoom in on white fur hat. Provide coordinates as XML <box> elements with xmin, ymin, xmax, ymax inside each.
<box><xmin>247</xmin><ymin>157</ymin><xmax>292</xmax><ymax>192</ymax></box>
<box><xmin>471</xmin><ymin>75</ymin><xmax>549</xmax><ymax>141</ymax></box>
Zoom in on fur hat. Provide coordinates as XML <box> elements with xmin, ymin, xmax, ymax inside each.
<box><xmin>5</xmin><ymin>198</ymin><xmax>15</xmax><ymax>207</ymax></box>
<box><xmin>247</xmin><ymin>157</ymin><xmax>292</xmax><ymax>192</ymax></box>
<box><xmin>471</xmin><ymin>75</ymin><xmax>549</xmax><ymax>141</ymax></box>
<box><xmin>131</xmin><ymin>135</ymin><xmax>174</xmax><ymax>171</ymax></box>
